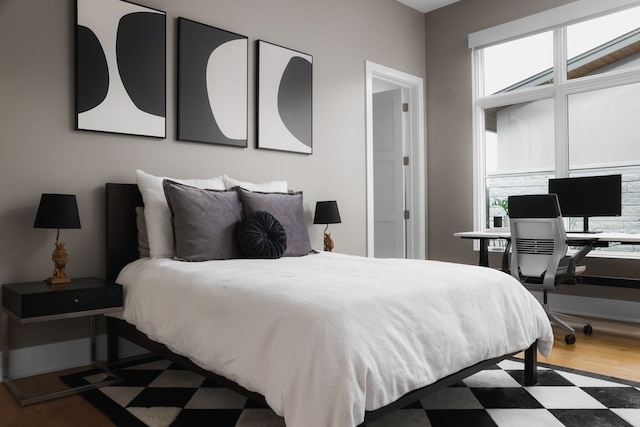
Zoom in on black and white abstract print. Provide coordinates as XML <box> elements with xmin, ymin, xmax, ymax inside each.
<box><xmin>177</xmin><ymin>18</ymin><xmax>248</xmax><ymax>147</ymax></box>
<box><xmin>75</xmin><ymin>0</ymin><xmax>166</xmax><ymax>138</ymax></box>
<box><xmin>258</xmin><ymin>41</ymin><xmax>312</xmax><ymax>154</ymax></box>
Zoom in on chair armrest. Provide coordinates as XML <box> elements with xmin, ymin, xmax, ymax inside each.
<box><xmin>562</xmin><ymin>239</ymin><xmax>596</xmax><ymax>282</ymax></box>
<box><xmin>570</xmin><ymin>240</ymin><xmax>596</xmax><ymax>265</ymax></box>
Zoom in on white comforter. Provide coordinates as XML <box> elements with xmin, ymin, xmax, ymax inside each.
<box><xmin>116</xmin><ymin>252</ymin><xmax>553</xmax><ymax>427</ymax></box>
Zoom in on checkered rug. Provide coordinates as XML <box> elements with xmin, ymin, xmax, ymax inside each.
<box><xmin>61</xmin><ymin>357</ymin><xmax>640</xmax><ymax>427</ymax></box>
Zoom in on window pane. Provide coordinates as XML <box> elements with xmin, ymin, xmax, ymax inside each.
<box><xmin>486</xmin><ymin>173</ymin><xmax>553</xmax><ymax>224</ymax></box>
<box><xmin>567</xmin><ymin>6</ymin><xmax>640</xmax><ymax>80</ymax></box>
<box><xmin>482</xmin><ymin>31</ymin><xmax>553</xmax><ymax>95</ymax></box>
<box><xmin>568</xmin><ymin>82</ymin><xmax>640</xmax><ymax>169</ymax></box>
<box><xmin>566</xmin><ymin>170</ymin><xmax>640</xmax><ymax>253</ymax></box>
<box><xmin>485</xmin><ymin>99</ymin><xmax>555</xmax><ymax>175</ymax></box>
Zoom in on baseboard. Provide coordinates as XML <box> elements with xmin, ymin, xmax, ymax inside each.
<box><xmin>0</xmin><ymin>335</ymin><xmax>146</xmax><ymax>381</ymax></box>
<box><xmin>531</xmin><ymin>292</ymin><xmax>640</xmax><ymax>324</ymax></box>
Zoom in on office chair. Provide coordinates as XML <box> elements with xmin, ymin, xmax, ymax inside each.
<box><xmin>507</xmin><ymin>194</ymin><xmax>595</xmax><ymax>345</ymax></box>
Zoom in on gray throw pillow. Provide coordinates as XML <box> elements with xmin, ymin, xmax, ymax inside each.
<box><xmin>236</xmin><ymin>187</ymin><xmax>311</xmax><ymax>257</ymax></box>
<box><xmin>163</xmin><ymin>179</ymin><xmax>242</xmax><ymax>261</ymax></box>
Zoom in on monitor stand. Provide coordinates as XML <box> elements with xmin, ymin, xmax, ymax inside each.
<box><xmin>566</xmin><ymin>216</ymin><xmax>602</xmax><ymax>234</ymax></box>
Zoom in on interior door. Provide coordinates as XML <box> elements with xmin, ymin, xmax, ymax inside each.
<box><xmin>373</xmin><ymin>89</ymin><xmax>405</xmax><ymax>258</ymax></box>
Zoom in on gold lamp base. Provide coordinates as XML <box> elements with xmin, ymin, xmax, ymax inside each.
<box><xmin>323</xmin><ymin>232</ymin><xmax>335</xmax><ymax>252</ymax></box>
<box><xmin>48</xmin><ymin>239</ymin><xmax>71</xmax><ymax>285</ymax></box>
<box><xmin>47</xmin><ymin>276</ymin><xmax>71</xmax><ymax>285</ymax></box>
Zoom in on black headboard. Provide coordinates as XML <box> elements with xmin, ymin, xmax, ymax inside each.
<box><xmin>106</xmin><ymin>183</ymin><xmax>143</xmax><ymax>282</ymax></box>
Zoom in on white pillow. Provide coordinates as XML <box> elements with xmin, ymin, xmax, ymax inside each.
<box><xmin>136</xmin><ymin>169</ymin><xmax>226</xmax><ymax>258</ymax></box>
<box><xmin>223</xmin><ymin>175</ymin><xmax>288</xmax><ymax>192</ymax></box>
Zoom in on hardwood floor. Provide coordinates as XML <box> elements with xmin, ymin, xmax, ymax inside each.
<box><xmin>2</xmin><ymin>318</ymin><xmax>639</xmax><ymax>427</ymax></box>
<box><xmin>524</xmin><ymin>315</ymin><xmax>640</xmax><ymax>383</ymax></box>
<box><xmin>1</xmin><ymin>365</ymin><xmax>114</xmax><ymax>427</ymax></box>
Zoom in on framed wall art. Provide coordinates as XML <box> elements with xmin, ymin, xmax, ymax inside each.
<box><xmin>75</xmin><ymin>0</ymin><xmax>166</xmax><ymax>138</ymax></box>
<box><xmin>177</xmin><ymin>18</ymin><xmax>248</xmax><ymax>147</ymax></box>
<box><xmin>257</xmin><ymin>40</ymin><xmax>313</xmax><ymax>154</ymax></box>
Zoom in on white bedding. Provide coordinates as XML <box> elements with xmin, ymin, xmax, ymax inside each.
<box><xmin>116</xmin><ymin>252</ymin><xmax>553</xmax><ymax>427</ymax></box>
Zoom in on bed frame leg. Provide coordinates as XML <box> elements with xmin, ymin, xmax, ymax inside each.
<box><xmin>107</xmin><ymin>317</ymin><xmax>119</xmax><ymax>363</ymax></box>
<box><xmin>524</xmin><ymin>341</ymin><xmax>537</xmax><ymax>385</ymax></box>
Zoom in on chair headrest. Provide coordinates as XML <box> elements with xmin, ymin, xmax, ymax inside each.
<box><xmin>508</xmin><ymin>194</ymin><xmax>562</xmax><ymax>219</ymax></box>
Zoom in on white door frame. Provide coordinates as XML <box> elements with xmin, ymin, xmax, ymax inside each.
<box><xmin>365</xmin><ymin>61</ymin><xmax>426</xmax><ymax>259</ymax></box>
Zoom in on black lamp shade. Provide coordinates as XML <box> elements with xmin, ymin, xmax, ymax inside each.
<box><xmin>34</xmin><ymin>194</ymin><xmax>81</xmax><ymax>229</ymax></box>
<box><xmin>314</xmin><ymin>201</ymin><xmax>341</xmax><ymax>225</ymax></box>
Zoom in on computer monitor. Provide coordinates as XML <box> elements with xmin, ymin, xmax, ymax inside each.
<box><xmin>548</xmin><ymin>174</ymin><xmax>622</xmax><ymax>233</ymax></box>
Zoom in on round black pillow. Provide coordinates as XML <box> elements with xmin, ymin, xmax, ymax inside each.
<box><xmin>237</xmin><ymin>211</ymin><xmax>287</xmax><ymax>258</ymax></box>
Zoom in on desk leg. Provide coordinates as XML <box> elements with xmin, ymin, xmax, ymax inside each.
<box><xmin>479</xmin><ymin>238</ymin><xmax>490</xmax><ymax>267</ymax></box>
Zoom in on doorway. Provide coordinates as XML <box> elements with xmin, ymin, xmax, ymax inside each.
<box><xmin>373</xmin><ymin>88</ymin><xmax>405</xmax><ymax>258</ymax></box>
<box><xmin>365</xmin><ymin>61</ymin><xmax>426</xmax><ymax>259</ymax></box>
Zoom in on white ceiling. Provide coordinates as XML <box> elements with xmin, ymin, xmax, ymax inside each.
<box><xmin>395</xmin><ymin>0</ymin><xmax>460</xmax><ymax>13</ymax></box>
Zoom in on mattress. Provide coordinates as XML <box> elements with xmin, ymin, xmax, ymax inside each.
<box><xmin>115</xmin><ymin>252</ymin><xmax>553</xmax><ymax>427</ymax></box>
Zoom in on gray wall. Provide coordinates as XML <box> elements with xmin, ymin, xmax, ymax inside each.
<box><xmin>425</xmin><ymin>0</ymin><xmax>640</xmax><ymax>302</ymax></box>
<box><xmin>0</xmin><ymin>0</ymin><xmax>426</xmax><ymax>349</ymax></box>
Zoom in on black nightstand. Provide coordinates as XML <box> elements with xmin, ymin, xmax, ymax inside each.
<box><xmin>2</xmin><ymin>277</ymin><xmax>123</xmax><ymax>406</ymax></box>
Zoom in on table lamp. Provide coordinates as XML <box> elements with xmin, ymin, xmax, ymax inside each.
<box><xmin>314</xmin><ymin>201</ymin><xmax>341</xmax><ymax>252</ymax></box>
<box><xmin>34</xmin><ymin>194</ymin><xmax>81</xmax><ymax>284</ymax></box>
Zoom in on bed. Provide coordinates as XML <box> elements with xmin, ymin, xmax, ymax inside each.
<box><xmin>105</xmin><ymin>180</ymin><xmax>553</xmax><ymax>427</ymax></box>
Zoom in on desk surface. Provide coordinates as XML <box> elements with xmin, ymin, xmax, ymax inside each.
<box><xmin>454</xmin><ymin>230</ymin><xmax>640</xmax><ymax>244</ymax></box>
<box><xmin>455</xmin><ymin>230</ymin><xmax>640</xmax><ymax>289</ymax></box>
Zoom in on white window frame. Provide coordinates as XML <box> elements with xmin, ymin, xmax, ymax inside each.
<box><xmin>470</xmin><ymin>0</ymin><xmax>640</xmax><ymax>258</ymax></box>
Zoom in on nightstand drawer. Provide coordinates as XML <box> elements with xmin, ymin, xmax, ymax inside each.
<box><xmin>2</xmin><ymin>277</ymin><xmax>123</xmax><ymax>320</ymax></box>
<box><xmin>21</xmin><ymin>286</ymin><xmax>122</xmax><ymax>318</ymax></box>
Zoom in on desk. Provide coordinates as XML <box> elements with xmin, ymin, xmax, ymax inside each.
<box><xmin>456</xmin><ymin>230</ymin><xmax>640</xmax><ymax>243</ymax></box>
<box><xmin>455</xmin><ymin>230</ymin><xmax>640</xmax><ymax>287</ymax></box>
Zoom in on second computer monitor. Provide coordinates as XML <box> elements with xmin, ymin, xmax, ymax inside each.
<box><xmin>548</xmin><ymin>174</ymin><xmax>621</xmax><ymax>232</ymax></box>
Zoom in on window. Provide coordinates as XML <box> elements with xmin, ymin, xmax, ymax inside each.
<box><xmin>568</xmin><ymin>82</ymin><xmax>640</xmax><ymax>169</ymax></box>
<box><xmin>567</xmin><ymin>6</ymin><xmax>640</xmax><ymax>80</ymax></box>
<box><xmin>472</xmin><ymin>2</ymin><xmax>640</xmax><ymax>255</ymax></box>
<box><xmin>482</xmin><ymin>31</ymin><xmax>553</xmax><ymax>95</ymax></box>
<box><xmin>485</xmin><ymin>99</ymin><xmax>555</xmax><ymax>175</ymax></box>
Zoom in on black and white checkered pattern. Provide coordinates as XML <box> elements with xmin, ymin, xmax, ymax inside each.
<box><xmin>62</xmin><ymin>358</ymin><xmax>640</xmax><ymax>427</ymax></box>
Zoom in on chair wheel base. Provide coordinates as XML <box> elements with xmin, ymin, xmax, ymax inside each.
<box><xmin>565</xmin><ymin>334</ymin><xmax>576</xmax><ymax>345</ymax></box>
<box><xmin>583</xmin><ymin>324</ymin><xmax>593</xmax><ymax>335</ymax></box>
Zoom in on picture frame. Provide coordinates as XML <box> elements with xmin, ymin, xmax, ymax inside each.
<box><xmin>177</xmin><ymin>18</ymin><xmax>248</xmax><ymax>147</ymax></box>
<box><xmin>75</xmin><ymin>0</ymin><xmax>166</xmax><ymax>138</ymax></box>
<box><xmin>257</xmin><ymin>40</ymin><xmax>313</xmax><ymax>154</ymax></box>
